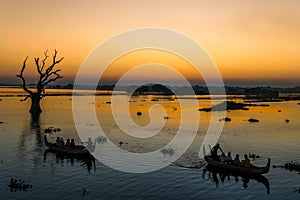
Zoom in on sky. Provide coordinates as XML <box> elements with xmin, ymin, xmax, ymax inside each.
<box><xmin>0</xmin><ymin>0</ymin><xmax>300</xmax><ymax>87</ymax></box>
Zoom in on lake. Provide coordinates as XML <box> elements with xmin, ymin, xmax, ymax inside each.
<box><xmin>0</xmin><ymin>88</ymin><xmax>299</xmax><ymax>199</ymax></box>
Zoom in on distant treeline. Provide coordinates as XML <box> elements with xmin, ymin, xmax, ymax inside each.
<box><xmin>47</xmin><ymin>84</ymin><xmax>300</xmax><ymax>95</ymax></box>
<box><xmin>1</xmin><ymin>83</ymin><xmax>300</xmax><ymax>95</ymax></box>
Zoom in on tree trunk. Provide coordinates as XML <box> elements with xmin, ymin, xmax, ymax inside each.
<box><xmin>29</xmin><ymin>93</ymin><xmax>42</xmax><ymax>114</ymax></box>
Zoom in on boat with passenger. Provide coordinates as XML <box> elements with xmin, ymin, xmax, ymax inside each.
<box><xmin>204</xmin><ymin>155</ymin><xmax>271</xmax><ymax>175</ymax></box>
<box><xmin>44</xmin><ymin>135</ymin><xmax>94</xmax><ymax>155</ymax></box>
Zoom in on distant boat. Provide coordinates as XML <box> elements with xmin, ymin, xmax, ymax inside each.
<box><xmin>204</xmin><ymin>155</ymin><xmax>271</xmax><ymax>175</ymax></box>
<box><xmin>44</xmin><ymin>135</ymin><xmax>93</xmax><ymax>155</ymax></box>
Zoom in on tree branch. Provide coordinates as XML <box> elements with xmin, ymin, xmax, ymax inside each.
<box><xmin>41</xmin><ymin>49</ymin><xmax>48</xmax><ymax>72</ymax></box>
<box><xmin>16</xmin><ymin>57</ymin><xmax>33</xmax><ymax>95</ymax></box>
<box><xmin>20</xmin><ymin>95</ymin><xmax>30</xmax><ymax>101</ymax></box>
<box><xmin>42</xmin><ymin>74</ymin><xmax>64</xmax><ymax>86</ymax></box>
<box><xmin>40</xmin><ymin>49</ymin><xmax>63</xmax><ymax>87</ymax></box>
<box><xmin>17</xmin><ymin>50</ymin><xmax>63</xmax><ymax>99</ymax></box>
<box><xmin>45</xmin><ymin>49</ymin><xmax>64</xmax><ymax>75</ymax></box>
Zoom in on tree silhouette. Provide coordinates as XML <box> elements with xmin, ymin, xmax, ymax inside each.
<box><xmin>16</xmin><ymin>49</ymin><xmax>64</xmax><ymax>114</ymax></box>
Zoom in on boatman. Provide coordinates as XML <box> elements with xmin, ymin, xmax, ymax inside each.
<box><xmin>211</xmin><ymin>143</ymin><xmax>224</xmax><ymax>159</ymax></box>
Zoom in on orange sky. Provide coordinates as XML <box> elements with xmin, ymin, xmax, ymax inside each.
<box><xmin>0</xmin><ymin>0</ymin><xmax>299</xmax><ymax>86</ymax></box>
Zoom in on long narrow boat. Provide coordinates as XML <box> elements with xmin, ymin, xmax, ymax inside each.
<box><xmin>44</xmin><ymin>135</ymin><xmax>92</xmax><ymax>155</ymax></box>
<box><xmin>204</xmin><ymin>155</ymin><xmax>271</xmax><ymax>175</ymax></box>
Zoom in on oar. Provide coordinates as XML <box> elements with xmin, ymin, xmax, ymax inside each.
<box><xmin>208</xmin><ymin>144</ymin><xmax>212</xmax><ymax>155</ymax></box>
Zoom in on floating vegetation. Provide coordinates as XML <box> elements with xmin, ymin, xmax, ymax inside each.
<box><xmin>248</xmin><ymin>118</ymin><xmax>259</xmax><ymax>123</ymax></box>
<box><xmin>118</xmin><ymin>141</ymin><xmax>128</xmax><ymax>146</ymax></box>
<box><xmin>44</xmin><ymin>126</ymin><xmax>61</xmax><ymax>133</ymax></box>
<box><xmin>293</xmin><ymin>187</ymin><xmax>300</xmax><ymax>193</ymax></box>
<box><xmin>273</xmin><ymin>161</ymin><xmax>300</xmax><ymax>174</ymax></box>
<box><xmin>199</xmin><ymin>101</ymin><xmax>269</xmax><ymax>112</ymax></box>
<box><xmin>219</xmin><ymin>117</ymin><xmax>231</xmax><ymax>122</ymax></box>
<box><xmin>8</xmin><ymin>178</ymin><xmax>32</xmax><ymax>192</ymax></box>
<box><xmin>96</xmin><ymin>136</ymin><xmax>107</xmax><ymax>144</ymax></box>
<box><xmin>175</xmin><ymin>160</ymin><xmax>206</xmax><ymax>169</ymax></box>
<box><xmin>161</xmin><ymin>147</ymin><xmax>175</xmax><ymax>156</ymax></box>
<box><xmin>136</xmin><ymin>111</ymin><xmax>142</xmax><ymax>116</ymax></box>
<box><xmin>248</xmin><ymin>153</ymin><xmax>261</xmax><ymax>159</ymax></box>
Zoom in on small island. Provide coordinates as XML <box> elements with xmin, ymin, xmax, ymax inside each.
<box><xmin>199</xmin><ymin>101</ymin><xmax>269</xmax><ymax>112</ymax></box>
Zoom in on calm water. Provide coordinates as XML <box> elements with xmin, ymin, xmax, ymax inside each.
<box><xmin>0</xmin><ymin>88</ymin><xmax>299</xmax><ymax>200</ymax></box>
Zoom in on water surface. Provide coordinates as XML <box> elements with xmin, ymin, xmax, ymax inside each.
<box><xmin>0</xmin><ymin>89</ymin><xmax>299</xmax><ymax>199</ymax></box>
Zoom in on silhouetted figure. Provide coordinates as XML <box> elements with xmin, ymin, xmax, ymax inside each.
<box><xmin>70</xmin><ymin>139</ymin><xmax>75</xmax><ymax>148</ymax></box>
<box><xmin>233</xmin><ymin>154</ymin><xmax>241</xmax><ymax>166</ymax></box>
<box><xmin>56</xmin><ymin>137</ymin><xmax>60</xmax><ymax>146</ymax></box>
<box><xmin>83</xmin><ymin>137</ymin><xmax>96</xmax><ymax>152</ymax></box>
<box><xmin>242</xmin><ymin>154</ymin><xmax>251</xmax><ymax>168</ymax></box>
<box><xmin>60</xmin><ymin>138</ymin><xmax>65</xmax><ymax>148</ymax></box>
<box><xmin>225</xmin><ymin>152</ymin><xmax>233</xmax><ymax>164</ymax></box>
<box><xmin>219</xmin><ymin>152</ymin><xmax>227</xmax><ymax>163</ymax></box>
<box><xmin>211</xmin><ymin>143</ymin><xmax>224</xmax><ymax>159</ymax></box>
<box><xmin>65</xmin><ymin>139</ymin><xmax>71</xmax><ymax>148</ymax></box>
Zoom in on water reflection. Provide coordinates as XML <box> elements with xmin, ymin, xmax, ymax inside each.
<box><xmin>30</xmin><ymin>113</ymin><xmax>40</xmax><ymax>128</ymax></box>
<box><xmin>43</xmin><ymin>150</ymin><xmax>96</xmax><ymax>173</ymax></box>
<box><xmin>18</xmin><ymin>113</ymin><xmax>44</xmax><ymax>170</ymax></box>
<box><xmin>19</xmin><ymin>114</ymin><xmax>43</xmax><ymax>150</ymax></box>
<box><xmin>202</xmin><ymin>165</ymin><xmax>270</xmax><ymax>194</ymax></box>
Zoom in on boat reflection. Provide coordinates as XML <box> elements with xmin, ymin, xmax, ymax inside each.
<box><xmin>202</xmin><ymin>165</ymin><xmax>270</xmax><ymax>194</ymax></box>
<box><xmin>43</xmin><ymin>149</ymin><xmax>96</xmax><ymax>173</ymax></box>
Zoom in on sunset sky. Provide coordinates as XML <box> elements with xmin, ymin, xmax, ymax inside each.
<box><xmin>0</xmin><ymin>0</ymin><xmax>299</xmax><ymax>86</ymax></box>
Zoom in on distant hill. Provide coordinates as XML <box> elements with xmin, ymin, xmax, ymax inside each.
<box><xmin>131</xmin><ymin>84</ymin><xmax>174</xmax><ymax>95</ymax></box>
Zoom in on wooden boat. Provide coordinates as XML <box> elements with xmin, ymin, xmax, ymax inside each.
<box><xmin>204</xmin><ymin>155</ymin><xmax>271</xmax><ymax>175</ymax></box>
<box><xmin>44</xmin><ymin>135</ymin><xmax>92</xmax><ymax>155</ymax></box>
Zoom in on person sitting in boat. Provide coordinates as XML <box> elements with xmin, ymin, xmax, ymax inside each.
<box><xmin>242</xmin><ymin>154</ymin><xmax>251</xmax><ymax>168</ymax></box>
<box><xmin>59</xmin><ymin>138</ymin><xmax>65</xmax><ymax>148</ymax></box>
<box><xmin>83</xmin><ymin>137</ymin><xmax>93</xmax><ymax>151</ymax></box>
<box><xmin>219</xmin><ymin>153</ymin><xmax>227</xmax><ymax>163</ymax></box>
<box><xmin>225</xmin><ymin>152</ymin><xmax>233</xmax><ymax>164</ymax></box>
<box><xmin>70</xmin><ymin>139</ymin><xmax>75</xmax><ymax>148</ymax></box>
<box><xmin>56</xmin><ymin>137</ymin><xmax>60</xmax><ymax>146</ymax></box>
<box><xmin>233</xmin><ymin>154</ymin><xmax>241</xmax><ymax>166</ymax></box>
<box><xmin>211</xmin><ymin>143</ymin><xmax>224</xmax><ymax>159</ymax></box>
<box><xmin>65</xmin><ymin>139</ymin><xmax>71</xmax><ymax>148</ymax></box>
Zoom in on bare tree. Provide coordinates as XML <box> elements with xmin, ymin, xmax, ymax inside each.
<box><xmin>16</xmin><ymin>49</ymin><xmax>64</xmax><ymax>114</ymax></box>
